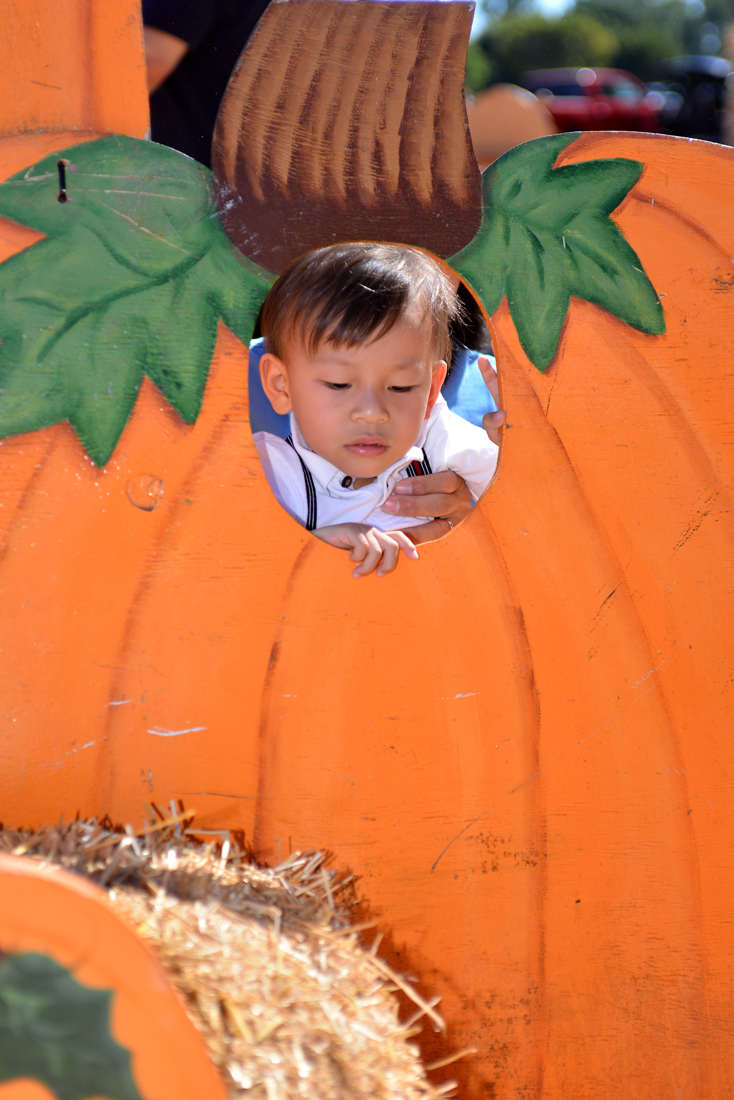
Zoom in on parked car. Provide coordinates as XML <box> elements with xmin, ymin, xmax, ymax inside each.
<box><xmin>651</xmin><ymin>56</ymin><xmax>732</xmax><ymax>141</ymax></box>
<box><xmin>521</xmin><ymin>67</ymin><xmax>663</xmax><ymax>133</ymax></box>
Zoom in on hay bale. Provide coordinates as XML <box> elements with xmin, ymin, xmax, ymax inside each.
<box><xmin>0</xmin><ymin>809</ymin><xmax>467</xmax><ymax>1098</ymax></box>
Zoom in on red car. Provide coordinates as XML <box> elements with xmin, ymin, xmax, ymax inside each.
<box><xmin>521</xmin><ymin>67</ymin><xmax>663</xmax><ymax>132</ymax></box>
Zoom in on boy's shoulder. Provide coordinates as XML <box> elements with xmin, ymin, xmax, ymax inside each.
<box><xmin>252</xmin><ymin>427</ymin><xmax>293</xmax><ymax>460</ymax></box>
<box><xmin>252</xmin><ymin>428</ymin><xmax>306</xmax><ymax>481</ymax></box>
<box><xmin>252</xmin><ymin>429</ymin><xmax>309</xmax><ymax>522</ymax></box>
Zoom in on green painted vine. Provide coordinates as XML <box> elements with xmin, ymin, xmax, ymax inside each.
<box><xmin>451</xmin><ymin>132</ymin><xmax>665</xmax><ymax>372</ymax></box>
<box><xmin>0</xmin><ymin>132</ymin><xmax>664</xmax><ymax>465</ymax></box>
<box><xmin>0</xmin><ymin>136</ymin><xmax>272</xmax><ymax>466</ymax></box>
<box><xmin>0</xmin><ymin>951</ymin><xmax>144</xmax><ymax>1100</ymax></box>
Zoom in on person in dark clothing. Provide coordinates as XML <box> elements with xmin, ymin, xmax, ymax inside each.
<box><xmin>143</xmin><ymin>0</ymin><xmax>271</xmax><ymax>167</ymax></box>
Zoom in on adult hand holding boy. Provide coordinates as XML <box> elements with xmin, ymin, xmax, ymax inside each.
<box><xmin>383</xmin><ymin>355</ymin><xmax>506</xmax><ymax>545</ymax></box>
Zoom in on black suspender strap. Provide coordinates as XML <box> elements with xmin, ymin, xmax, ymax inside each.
<box><xmin>285</xmin><ymin>435</ymin><xmax>318</xmax><ymax>531</ymax></box>
<box><xmin>404</xmin><ymin>453</ymin><xmax>433</xmax><ymax>478</ymax></box>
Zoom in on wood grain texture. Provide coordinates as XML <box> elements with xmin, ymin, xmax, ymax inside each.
<box><xmin>0</xmin><ymin>0</ymin><xmax>148</xmax><ymax>139</ymax></box>
<box><xmin>1</xmin><ymin>2</ymin><xmax>734</xmax><ymax>1095</ymax></box>
<box><xmin>1</xmin><ymin>126</ymin><xmax>734</xmax><ymax>1097</ymax></box>
<box><xmin>212</xmin><ymin>0</ymin><xmax>481</xmax><ymax>271</ymax></box>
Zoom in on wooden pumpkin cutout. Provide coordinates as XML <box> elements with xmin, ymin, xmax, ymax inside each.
<box><xmin>0</xmin><ymin>855</ymin><xmax>227</xmax><ymax>1100</ymax></box>
<box><xmin>0</xmin><ymin>2</ymin><xmax>734</xmax><ymax>1099</ymax></box>
<box><xmin>0</xmin><ymin>0</ymin><xmax>148</xmax><ymax>140</ymax></box>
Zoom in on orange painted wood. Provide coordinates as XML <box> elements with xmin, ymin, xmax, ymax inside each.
<box><xmin>1</xmin><ymin>3</ymin><xmax>734</xmax><ymax>1098</ymax></box>
<box><xmin>0</xmin><ymin>129</ymin><xmax>733</xmax><ymax>1099</ymax></box>
<box><xmin>0</xmin><ymin>0</ymin><xmax>148</xmax><ymax>139</ymax></box>
<box><xmin>0</xmin><ymin>1083</ymin><xmax>57</xmax><ymax>1100</ymax></box>
<box><xmin>0</xmin><ymin>855</ymin><xmax>227</xmax><ymax>1100</ymax></box>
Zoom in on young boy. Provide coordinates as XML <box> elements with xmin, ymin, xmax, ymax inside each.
<box><xmin>254</xmin><ymin>242</ymin><xmax>499</xmax><ymax>578</ymax></box>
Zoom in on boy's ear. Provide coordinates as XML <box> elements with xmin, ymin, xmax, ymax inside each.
<box><xmin>260</xmin><ymin>352</ymin><xmax>293</xmax><ymax>415</ymax></box>
<box><xmin>425</xmin><ymin>360</ymin><xmax>448</xmax><ymax>418</ymax></box>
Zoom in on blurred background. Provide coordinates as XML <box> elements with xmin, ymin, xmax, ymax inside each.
<box><xmin>465</xmin><ymin>0</ymin><xmax>734</xmax><ymax>163</ymax></box>
<box><xmin>141</xmin><ymin>0</ymin><xmax>734</xmax><ymax>178</ymax></box>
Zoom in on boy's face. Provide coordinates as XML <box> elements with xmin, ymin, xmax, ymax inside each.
<box><xmin>260</xmin><ymin>308</ymin><xmax>447</xmax><ymax>479</ymax></box>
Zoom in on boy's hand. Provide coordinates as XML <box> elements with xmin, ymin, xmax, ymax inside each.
<box><xmin>477</xmin><ymin>355</ymin><xmax>507</xmax><ymax>444</ymax></box>
<box><xmin>315</xmin><ymin>523</ymin><xmax>419</xmax><ymax>578</ymax></box>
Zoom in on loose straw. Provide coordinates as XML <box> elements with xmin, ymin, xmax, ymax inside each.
<box><xmin>0</xmin><ymin>811</ymin><xmax>475</xmax><ymax>1099</ymax></box>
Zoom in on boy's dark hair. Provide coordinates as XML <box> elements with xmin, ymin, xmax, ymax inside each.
<box><xmin>451</xmin><ymin>281</ymin><xmax>493</xmax><ymax>359</ymax></box>
<box><xmin>260</xmin><ymin>242</ymin><xmax>461</xmax><ymax>364</ymax></box>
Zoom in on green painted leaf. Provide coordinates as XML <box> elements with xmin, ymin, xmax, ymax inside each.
<box><xmin>0</xmin><ymin>951</ymin><xmax>144</xmax><ymax>1100</ymax></box>
<box><xmin>0</xmin><ymin>135</ymin><xmax>274</xmax><ymax>465</ymax></box>
<box><xmin>450</xmin><ymin>132</ymin><xmax>665</xmax><ymax>372</ymax></box>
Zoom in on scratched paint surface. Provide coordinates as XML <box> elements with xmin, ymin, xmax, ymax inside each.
<box><xmin>0</xmin><ymin>135</ymin><xmax>271</xmax><ymax>467</ymax></box>
<box><xmin>1</xmin><ymin>2</ymin><xmax>734</xmax><ymax>1098</ymax></box>
<box><xmin>0</xmin><ymin>129</ymin><xmax>733</xmax><ymax>1099</ymax></box>
<box><xmin>0</xmin><ymin>132</ymin><xmax>664</xmax><ymax>462</ymax></box>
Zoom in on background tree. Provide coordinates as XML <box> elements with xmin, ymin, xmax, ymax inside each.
<box><xmin>466</xmin><ymin>0</ymin><xmax>724</xmax><ymax>91</ymax></box>
<box><xmin>468</xmin><ymin>12</ymin><xmax>618</xmax><ymax>86</ymax></box>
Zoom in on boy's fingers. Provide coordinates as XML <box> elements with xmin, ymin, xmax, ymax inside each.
<box><xmin>352</xmin><ymin>530</ymin><xmax>382</xmax><ymax>577</ymax></box>
<box><xmin>477</xmin><ymin>356</ymin><xmax>508</xmax><ymax>445</ymax></box>
<box><xmin>351</xmin><ymin>529</ymin><xmax>420</xmax><ymax>577</ymax></box>
<box><xmin>348</xmin><ymin>532</ymin><xmax>370</xmax><ymax>563</ymax></box>
<box><xmin>482</xmin><ymin>408</ymin><xmax>507</xmax><ymax>446</ymax></box>
<box><xmin>375</xmin><ymin>531</ymin><xmax>419</xmax><ymax>576</ymax></box>
<box><xmin>375</xmin><ymin>536</ymin><xmax>400</xmax><ymax>576</ymax></box>
<box><xmin>392</xmin><ymin>531</ymin><xmax>420</xmax><ymax>559</ymax></box>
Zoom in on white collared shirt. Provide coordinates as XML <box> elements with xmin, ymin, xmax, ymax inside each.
<box><xmin>253</xmin><ymin>394</ymin><xmax>498</xmax><ymax>532</ymax></box>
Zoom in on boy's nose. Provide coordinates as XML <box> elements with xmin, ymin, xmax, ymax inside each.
<box><xmin>351</xmin><ymin>391</ymin><xmax>388</xmax><ymax>422</ymax></box>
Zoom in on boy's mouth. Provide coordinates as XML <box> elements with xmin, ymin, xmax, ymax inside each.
<box><xmin>345</xmin><ymin>437</ymin><xmax>388</xmax><ymax>458</ymax></box>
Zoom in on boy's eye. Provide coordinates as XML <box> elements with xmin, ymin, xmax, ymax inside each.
<box><xmin>323</xmin><ymin>382</ymin><xmax>350</xmax><ymax>390</ymax></box>
<box><xmin>388</xmin><ymin>385</ymin><xmax>415</xmax><ymax>393</ymax></box>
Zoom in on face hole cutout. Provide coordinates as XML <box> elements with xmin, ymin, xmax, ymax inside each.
<box><xmin>249</xmin><ymin>264</ymin><xmax>503</xmax><ymax>580</ymax></box>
